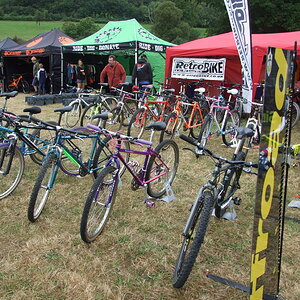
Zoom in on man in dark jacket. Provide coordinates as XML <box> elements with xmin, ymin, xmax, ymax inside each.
<box><xmin>132</xmin><ymin>54</ymin><xmax>153</xmax><ymax>87</ymax></box>
<box><xmin>100</xmin><ymin>55</ymin><xmax>126</xmax><ymax>88</ymax></box>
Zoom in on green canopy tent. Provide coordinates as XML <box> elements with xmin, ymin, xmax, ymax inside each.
<box><xmin>61</xmin><ymin>18</ymin><xmax>175</xmax><ymax>89</ymax></box>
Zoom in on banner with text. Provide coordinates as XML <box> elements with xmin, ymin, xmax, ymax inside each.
<box><xmin>224</xmin><ymin>0</ymin><xmax>252</xmax><ymax>112</ymax></box>
<box><xmin>171</xmin><ymin>57</ymin><xmax>226</xmax><ymax>81</ymax></box>
<box><xmin>250</xmin><ymin>47</ymin><xmax>295</xmax><ymax>300</ymax></box>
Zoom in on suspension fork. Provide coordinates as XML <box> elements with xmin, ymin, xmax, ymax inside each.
<box><xmin>0</xmin><ymin>140</ymin><xmax>18</xmax><ymax>175</ymax></box>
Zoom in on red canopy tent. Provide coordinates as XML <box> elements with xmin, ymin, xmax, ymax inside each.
<box><xmin>165</xmin><ymin>31</ymin><xmax>300</xmax><ymax>97</ymax></box>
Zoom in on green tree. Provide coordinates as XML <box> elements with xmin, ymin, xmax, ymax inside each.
<box><xmin>152</xmin><ymin>1</ymin><xmax>197</xmax><ymax>44</ymax></box>
<box><xmin>62</xmin><ymin>17</ymin><xmax>99</xmax><ymax>40</ymax></box>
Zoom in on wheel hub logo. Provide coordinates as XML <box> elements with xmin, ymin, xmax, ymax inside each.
<box><xmin>95</xmin><ymin>27</ymin><xmax>121</xmax><ymax>43</ymax></box>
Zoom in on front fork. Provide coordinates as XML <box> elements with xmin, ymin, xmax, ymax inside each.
<box><xmin>0</xmin><ymin>139</ymin><xmax>18</xmax><ymax>175</ymax></box>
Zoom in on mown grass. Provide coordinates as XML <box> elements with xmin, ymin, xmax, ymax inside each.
<box><xmin>0</xmin><ymin>93</ymin><xmax>299</xmax><ymax>300</ymax></box>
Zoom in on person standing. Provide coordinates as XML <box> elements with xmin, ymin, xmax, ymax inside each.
<box><xmin>132</xmin><ymin>54</ymin><xmax>153</xmax><ymax>87</ymax></box>
<box><xmin>76</xmin><ymin>59</ymin><xmax>86</xmax><ymax>92</ymax></box>
<box><xmin>100</xmin><ymin>55</ymin><xmax>126</xmax><ymax>88</ymax></box>
<box><xmin>37</xmin><ymin>63</ymin><xmax>47</xmax><ymax>95</ymax></box>
<box><xmin>31</xmin><ymin>56</ymin><xmax>39</xmax><ymax>95</ymax></box>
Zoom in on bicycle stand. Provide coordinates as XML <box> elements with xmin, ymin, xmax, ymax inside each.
<box><xmin>143</xmin><ymin>181</ymin><xmax>175</xmax><ymax>208</ymax></box>
<box><xmin>203</xmin><ymin>271</ymin><xmax>284</xmax><ymax>300</ymax></box>
<box><xmin>212</xmin><ymin>200</ymin><xmax>237</xmax><ymax>221</ymax></box>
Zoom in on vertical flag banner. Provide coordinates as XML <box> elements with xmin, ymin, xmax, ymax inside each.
<box><xmin>250</xmin><ymin>47</ymin><xmax>295</xmax><ymax>300</ymax></box>
<box><xmin>224</xmin><ymin>0</ymin><xmax>253</xmax><ymax>112</ymax></box>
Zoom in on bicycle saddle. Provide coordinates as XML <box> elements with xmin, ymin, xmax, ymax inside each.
<box><xmin>145</xmin><ymin>121</ymin><xmax>166</xmax><ymax>131</ymax></box>
<box><xmin>236</xmin><ymin>126</ymin><xmax>254</xmax><ymax>139</ymax></box>
<box><xmin>54</xmin><ymin>106</ymin><xmax>73</xmax><ymax>113</ymax></box>
<box><xmin>0</xmin><ymin>91</ymin><xmax>18</xmax><ymax>98</ymax></box>
<box><xmin>23</xmin><ymin>107</ymin><xmax>41</xmax><ymax>115</ymax></box>
<box><xmin>91</xmin><ymin>112</ymin><xmax>113</xmax><ymax>121</ymax></box>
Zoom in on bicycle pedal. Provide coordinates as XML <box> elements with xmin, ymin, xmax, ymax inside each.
<box><xmin>145</xmin><ymin>199</ymin><xmax>155</xmax><ymax>208</ymax></box>
<box><xmin>233</xmin><ymin>197</ymin><xmax>242</xmax><ymax>205</ymax></box>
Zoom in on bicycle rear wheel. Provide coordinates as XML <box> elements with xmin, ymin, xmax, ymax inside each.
<box><xmin>159</xmin><ymin>112</ymin><xmax>179</xmax><ymax>142</ymax></box>
<box><xmin>21</xmin><ymin>79</ymin><xmax>30</xmax><ymax>94</ymax></box>
<box><xmin>65</xmin><ymin>101</ymin><xmax>81</xmax><ymax>128</ymax></box>
<box><xmin>127</xmin><ymin>108</ymin><xmax>148</xmax><ymax>138</ymax></box>
<box><xmin>0</xmin><ymin>144</ymin><xmax>24</xmax><ymax>200</ymax></box>
<box><xmin>80</xmin><ymin>165</ymin><xmax>118</xmax><ymax>243</ymax></box>
<box><xmin>222</xmin><ymin>110</ymin><xmax>240</xmax><ymax>146</ymax></box>
<box><xmin>173</xmin><ymin>190</ymin><xmax>215</xmax><ymax>288</ymax></box>
<box><xmin>103</xmin><ymin>107</ymin><xmax>124</xmax><ymax>132</ymax></box>
<box><xmin>146</xmin><ymin>139</ymin><xmax>179</xmax><ymax>198</ymax></box>
<box><xmin>28</xmin><ymin>152</ymin><xmax>58</xmax><ymax>222</ymax></box>
<box><xmin>197</xmin><ymin>114</ymin><xmax>212</xmax><ymax>148</ymax></box>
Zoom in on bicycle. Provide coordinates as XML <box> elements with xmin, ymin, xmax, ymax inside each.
<box><xmin>0</xmin><ymin>107</ymin><xmax>52</xmax><ymax>200</ymax></box>
<box><xmin>160</xmin><ymin>86</ymin><xmax>209</xmax><ymax>141</ymax></box>
<box><xmin>6</xmin><ymin>74</ymin><xmax>30</xmax><ymax>94</ymax></box>
<box><xmin>80</xmin><ymin>120</ymin><xmax>179</xmax><ymax>243</ymax></box>
<box><xmin>172</xmin><ymin>125</ymin><xmax>257</xmax><ymax>288</ymax></box>
<box><xmin>27</xmin><ymin>112</ymin><xmax>130</xmax><ymax>222</ymax></box>
<box><xmin>80</xmin><ymin>83</ymin><xmax>118</xmax><ymax>127</ymax></box>
<box><xmin>103</xmin><ymin>83</ymin><xmax>138</xmax><ymax>132</ymax></box>
<box><xmin>197</xmin><ymin>88</ymin><xmax>241</xmax><ymax>148</ymax></box>
<box><xmin>127</xmin><ymin>84</ymin><xmax>175</xmax><ymax>139</ymax></box>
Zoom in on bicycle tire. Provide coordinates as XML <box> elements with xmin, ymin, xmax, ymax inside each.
<box><xmin>190</xmin><ymin>109</ymin><xmax>204</xmax><ymax>140</ymax></box>
<box><xmin>123</xmin><ymin>99</ymin><xmax>138</xmax><ymax>126</ymax></box>
<box><xmin>80</xmin><ymin>165</ymin><xmax>118</xmax><ymax>243</ymax></box>
<box><xmin>21</xmin><ymin>79</ymin><xmax>30</xmax><ymax>94</ymax></box>
<box><xmin>160</xmin><ymin>112</ymin><xmax>179</xmax><ymax>142</ymax></box>
<box><xmin>65</xmin><ymin>101</ymin><xmax>82</xmax><ymax>128</ymax></box>
<box><xmin>59</xmin><ymin>127</ymin><xmax>94</xmax><ymax>176</ymax></box>
<box><xmin>291</xmin><ymin>101</ymin><xmax>300</xmax><ymax>128</ymax></box>
<box><xmin>103</xmin><ymin>106</ymin><xmax>124</xmax><ymax>132</ymax></box>
<box><xmin>0</xmin><ymin>143</ymin><xmax>24</xmax><ymax>200</ymax></box>
<box><xmin>146</xmin><ymin>139</ymin><xmax>179</xmax><ymax>198</ymax></box>
<box><xmin>172</xmin><ymin>190</ymin><xmax>215</xmax><ymax>288</ymax></box>
<box><xmin>221</xmin><ymin>110</ymin><xmax>240</xmax><ymax>146</ymax></box>
<box><xmin>6</xmin><ymin>80</ymin><xmax>17</xmax><ymax>92</ymax></box>
<box><xmin>127</xmin><ymin>108</ymin><xmax>148</xmax><ymax>138</ymax></box>
<box><xmin>30</xmin><ymin>121</ymin><xmax>57</xmax><ymax>165</ymax></box>
<box><xmin>92</xmin><ymin>135</ymin><xmax>130</xmax><ymax>178</ymax></box>
<box><xmin>197</xmin><ymin>114</ymin><xmax>212</xmax><ymax>147</ymax></box>
<box><xmin>214</xmin><ymin>151</ymin><xmax>245</xmax><ymax>218</ymax></box>
<box><xmin>28</xmin><ymin>152</ymin><xmax>58</xmax><ymax>222</ymax></box>
<box><xmin>80</xmin><ymin>103</ymin><xmax>101</xmax><ymax>127</ymax></box>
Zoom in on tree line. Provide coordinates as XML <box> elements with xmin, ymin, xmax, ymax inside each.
<box><xmin>1</xmin><ymin>0</ymin><xmax>299</xmax><ymax>43</ymax></box>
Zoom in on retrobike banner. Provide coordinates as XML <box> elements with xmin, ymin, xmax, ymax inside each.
<box><xmin>250</xmin><ymin>47</ymin><xmax>295</xmax><ymax>300</ymax></box>
<box><xmin>224</xmin><ymin>0</ymin><xmax>252</xmax><ymax>112</ymax></box>
<box><xmin>171</xmin><ymin>57</ymin><xmax>226</xmax><ymax>81</ymax></box>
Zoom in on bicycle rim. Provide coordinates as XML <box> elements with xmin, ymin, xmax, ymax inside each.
<box><xmin>0</xmin><ymin>144</ymin><xmax>24</xmax><ymax>200</ymax></box>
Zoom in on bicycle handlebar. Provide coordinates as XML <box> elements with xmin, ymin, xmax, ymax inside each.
<box><xmin>179</xmin><ymin>134</ymin><xmax>258</xmax><ymax>168</ymax></box>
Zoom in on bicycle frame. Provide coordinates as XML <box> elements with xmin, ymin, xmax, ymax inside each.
<box><xmin>105</xmin><ymin>137</ymin><xmax>169</xmax><ymax>186</ymax></box>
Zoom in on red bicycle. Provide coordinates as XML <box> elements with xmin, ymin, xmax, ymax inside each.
<box><xmin>7</xmin><ymin>74</ymin><xmax>30</xmax><ymax>94</ymax></box>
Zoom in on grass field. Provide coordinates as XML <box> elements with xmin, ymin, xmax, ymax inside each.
<box><xmin>0</xmin><ymin>93</ymin><xmax>299</xmax><ymax>299</ymax></box>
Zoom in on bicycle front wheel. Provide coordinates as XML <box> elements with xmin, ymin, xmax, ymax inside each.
<box><xmin>291</xmin><ymin>101</ymin><xmax>300</xmax><ymax>128</ymax></box>
<box><xmin>28</xmin><ymin>152</ymin><xmax>58</xmax><ymax>222</ymax></box>
<box><xmin>0</xmin><ymin>144</ymin><xmax>24</xmax><ymax>200</ymax></box>
<box><xmin>190</xmin><ymin>109</ymin><xmax>205</xmax><ymax>139</ymax></box>
<box><xmin>80</xmin><ymin>165</ymin><xmax>118</xmax><ymax>243</ymax></box>
<box><xmin>222</xmin><ymin>110</ymin><xmax>240</xmax><ymax>146</ymax></box>
<box><xmin>197</xmin><ymin>114</ymin><xmax>212</xmax><ymax>148</ymax></box>
<box><xmin>103</xmin><ymin>107</ymin><xmax>124</xmax><ymax>132</ymax></box>
<box><xmin>65</xmin><ymin>101</ymin><xmax>81</xmax><ymax>128</ymax></box>
<box><xmin>173</xmin><ymin>190</ymin><xmax>215</xmax><ymax>288</ymax></box>
<box><xmin>80</xmin><ymin>103</ymin><xmax>102</xmax><ymax>127</ymax></box>
<box><xmin>127</xmin><ymin>108</ymin><xmax>148</xmax><ymax>138</ymax></box>
<box><xmin>146</xmin><ymin>139</ymin><xmax>179</xmax><ymax>198</ymax></box>
<box><xmin>21</xmin><ymin>79</ymin><xmax>30</xmax><ymax>94</ymax></box>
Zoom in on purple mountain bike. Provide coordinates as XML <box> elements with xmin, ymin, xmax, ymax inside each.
<box><xmin>80</xmin><ymin>120</ymin><xmax>179</xmax><ymax>243</ymax></box>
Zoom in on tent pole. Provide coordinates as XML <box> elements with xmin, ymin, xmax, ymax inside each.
<box><xmin>134</xmin><ymin>42</ymin><xmax>138</xmax><ymax>86</ymax></box>
<box><xmin>60</xmin><ymin>48</ymin><xmax>64</xmax><ymax>94</ymax></box>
